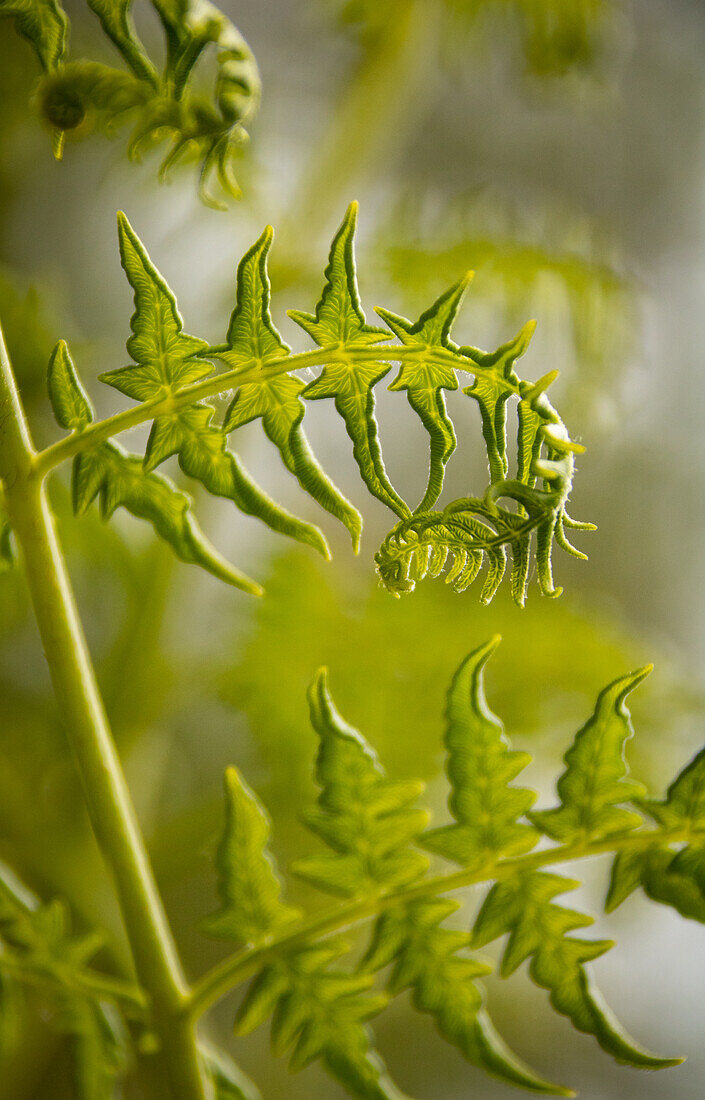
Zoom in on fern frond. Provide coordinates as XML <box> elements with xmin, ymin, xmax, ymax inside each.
<box><xmin>289</xmin><ymin>202</ymin><xmax>411</xmax><ymax>521</ymax></box>
<box><xmin>531</xmin><ymin>667</ymin><xmax>649</xmax><ymax>843</ymax></box>
<box><xmin>606</xmin><ymin>746</ymin><xmax>705</xmax><ymax>921</ymax></box>
<box><xmin>471</xmin><ymin>869</ymin><xmax>679</xmax><ymax>1069</ymax></box>
<box><xmin>363</xmin><ymin>897</ymin><xmax>572</xmax><ymax>1096</ymax></box>
<box><xmin>0</xmin><ymin>861</ymin><xmax>138</xmax><ymax>1097</ymax></box>
<box><xmin>292</xmin><ymin>669</ymin><xmax>429</xmax><ymax>898</ymax></box>
<box><xmin>5</xmin><ymin>0</ymin><xmax>260</xmax><ymax>202</ymax></box>
<box><xmin>421</xmin><ymin>636</ymin><xmax>537</xmax><ymax>868</ymax></box>
<box><xmin>194</xmin><ymin>645</ymin><xmax>696</xmax><ymax>1099</ymax></box>
<box><xmin>206</xmin><ymin>226</ymin><xmax>362</xmax><ymax>550</ymax></box>
<box><xmin>37</xmin><ymin>203</ymin><xmax>592</xmax><ymax>602</ymax></box>
<box><xmin>202</xmin><ymin>766</ymin><xmax>299</xmax><ymax>944</ymax></box>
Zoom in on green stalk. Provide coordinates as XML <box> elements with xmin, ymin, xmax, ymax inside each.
<box><xmin>32</xmin><ymin>343</ymin><xmax>516</xmax><ymax>478</ymax></box>
<box><xmin>0</xmin><ymin>321</ymin><xmax>211</xmax><ymax>1100</ymax></box>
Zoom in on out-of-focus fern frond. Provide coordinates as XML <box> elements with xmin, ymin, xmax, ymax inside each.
<box><xmin>1</xmin><ymin>0</ymin><xmax>260</xmax><ymax>203</ymax></box>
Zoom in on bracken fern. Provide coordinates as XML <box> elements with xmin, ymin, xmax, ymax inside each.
<box><xmin>20</xmin><ymin>202</ymin><xmax>594</xmax><ymax>607</ymax></box>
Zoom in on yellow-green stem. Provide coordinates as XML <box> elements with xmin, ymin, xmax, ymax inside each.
<box><xmin>0</xmin><ymin>321</ymin><xmax>211</xmax><ymax>1100</ymax></box>
<box><xmin>32</xmin><ymin>342</ymin><xmax>508</xmax><ymax>478</ymax></box>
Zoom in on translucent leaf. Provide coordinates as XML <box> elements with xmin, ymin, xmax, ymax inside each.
<box><xmin>47</xmin><ymin>339</ymin><xmax>93</xmax><ymax>432</ymax></box>
<box><xmin>472</xmin><ymin>870</ymin><xmax>680</xmax><ymax>1069</ymax></box>
<box><xmin>530</xmin><ymin>668</ymin><xmax>649</xmax><ymax>843</ymax></box>
<box><xmin>421</xmin><ymin>637</ymin><xmax>537</xmax><ymax>868</ymax></box>
<box><xmin>99</xmin><ymin>212</ymin><xmax>209</xmax><ymax>401</ymax></box>
<box><xmin>206</xmin><ymin>227</ymin><xmax>361</xmax><ymax>549</ymax></box>
<box><xmin>235</xmin><ymin>940</ymin><xmax>408</xmax><ymax>1100</ymax></box>
<box><xmin>462</xmin><ymin>322</ymin><xmax>535</xmax><ymax>482</ymax></box>
<box><xmin>144</xmin><ymin>402</ymin><xmax>331</xmax><ymax>559</ymax></box>
<box><xmin>0</xmin><ymin>0</ymin><xmax>68</xmax><ymax>73</ymax></box>
<box><xmin>72</xmin><ymin>441</ymin><xmax>262</xmax><ymax>594</ymax></box>
<box><xmin>377</xmin><ymin>275</ymin><xmax>470</xmax><ymax>511</ymax></box>
<box><xmin>291</xmin><ymin>669</ymin><xmax>429</xmax><ymax>897</ymax></box>
<box><xmin>289</xmin><ymin>203</ymin><xmax>410</xmax><ymax>519</ymax></box>
<box><xmin>363</xmin><ymin>898</ymin><xmax>572</xmax><ymax>1096</ymax></box>
<box><xmin>201</xmin><ymin>767</ymin><xmax>298</xmax><ymax>945</ymax></box>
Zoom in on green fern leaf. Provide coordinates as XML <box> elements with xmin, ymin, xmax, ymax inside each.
<box><xmin>201</xmin><ymin>766</ymin><xmax>298</xmax><ymax>944</ymax></box>
<box><xmin>85</xmin><ymin>0</ymin><xmax>156</xmax><ymax>84</ymax></box>
<box><xmin>235</xmin><ymin>939</ymin><xmax>408</xmax><ymax>1100</ymax></box>
<box><xmin>209</xmin><ymin>226</ymin><xmax>290</xmax><ymax>369</ymax></box>
<box><xmin>0</xmin><ymin>862</ymin><xmax>132</xmax><ymax>1096</ymax></box>
<box><xmin>291</xmin><ymin>669</ymin><xmax>429</xmax><ymax>897</ymax></box>
<box><xmin>606</xmin><ymin>846</ymin><xmax>705</xmax><ymax>923</ymax></box>
<box><xmin>376</xmin><ymin>275</ymin><xmax>470</xmax><ymax>511</ymax></box>
<box><xmin>363</xmin><ymin>897</ymin><xmax>572</xmax><ymax>1096</ymax></box>
<box><xmin>205</xmin><ymin>227</ymin><xmax>362</xmax><ymax>549</ymax></box>
<box><xmin>144</xmin><ymin>402</ymin><xmax>330</xmax><ymax>558</ymax></box>
<box><xmin>421</xmin><ymin>637</ymin><xmax>537</xmax><ymax>868</ymax></box>
<box><xmin>463</xmin><ymin>322</ymin><xmax>535</xmax><ymax>482</ymax></box>
<box><xmin>0</xmin><ymin>0</ymin><xmax>68</xmax><ymax>73</ymax></box>
<box><xmin>47</xmin><ymin>339</ymin><xmax>93</xmax><ymax>431</ymax></box>
<box><xmin>99</xmin><ymin>212</ymin><xmax>209</xmax><ymax>401</ymax></box>
<box><xmin>471</xmin><ymin>869</ymin><xmax>680</xmax><ymax>1069</ymax></box>
<box><xmin>530</xmin><ymin>668</ymin><xmax>649</xmax><ymax>843</ymax></box>
<box><xmin>72</xmin><ymin>441</ymin><xmax>262</xmax><ymax>594</ymax></box>
<box><xmin>289</xmin><ymin>203</ymin><xmax>410</xmax><ymax>520</ymax></box>
<box><xmin>607</xmin><ymin>746</ymin><xmax>705</xmax><ymax>921</ymax></box>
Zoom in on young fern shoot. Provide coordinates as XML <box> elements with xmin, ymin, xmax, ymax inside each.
<box><xmin>24</xmin><ymin>202</ymin><xmax>593</xmax><ymax>607</ymax></box>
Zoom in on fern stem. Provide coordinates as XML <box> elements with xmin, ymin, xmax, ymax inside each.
<box><xmin>0</xmin><ymin>322</ymin><xmax>211</xmax><ymax>1100</ymax></box>
<box><xmin>188</xmin><ymin>821</ymin><xmax>695</xmax><ymax>1019</ymax></box>
<box><xmin>32</xmin><ymin>344</ymin><xmax>516</xmax><ymax>478</ymax></box>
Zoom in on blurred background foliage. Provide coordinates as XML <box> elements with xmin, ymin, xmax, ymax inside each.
<box><xmin>1</xmin><ymin>0</ymin><xmax>704</xmax><ymax>1097</ymax></box>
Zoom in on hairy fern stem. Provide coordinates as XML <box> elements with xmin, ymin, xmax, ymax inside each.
<box><xmin>0</xmin><ymin>319</ymin><xmax>212</xmax><ymax>1100</ymax></box>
